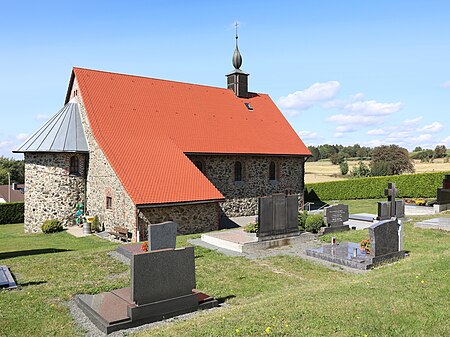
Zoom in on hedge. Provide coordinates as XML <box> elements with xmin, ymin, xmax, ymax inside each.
<box><xmin>0</xmin><ymin>202</ymin><xmax>24</xmax><ymax>224</ymax></box>
<box><xmin>305</xmin><ymin>171</ymin><xmax>450</xmax><ymax>201</ymax></box>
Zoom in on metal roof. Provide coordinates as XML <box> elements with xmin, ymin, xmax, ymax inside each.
<box><xmin>14</xmin><ymin>98</ymin><xmax>88</xmax><ymax>153</ymax></box>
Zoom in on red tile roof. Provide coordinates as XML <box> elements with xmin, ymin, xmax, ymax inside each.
<box><xmin>72</xmin><ymin>67</ymin><xmax>310</xmax><ymax>205</ymax></box>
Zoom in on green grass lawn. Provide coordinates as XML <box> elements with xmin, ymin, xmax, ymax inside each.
<box><xmin>324</xmin><ymin>198</ymin><xmax>385</xmax><ymax>214</ymax></box>
<box><xmin>1</xmin><ymin>211</ymin><xmax>449</xmax><ymax>337</ymax></box>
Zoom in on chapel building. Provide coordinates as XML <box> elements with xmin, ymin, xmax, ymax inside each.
<box><xmin>15</xmin><ymin>37</ymin><xmax>311</xmax><ymax>241</ymax></box>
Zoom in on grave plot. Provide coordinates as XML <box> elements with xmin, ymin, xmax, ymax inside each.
<box><xmin>74</xmin><ymin>221</ymin><xmax>218</xmax><ymax>334</ymax></box>
<box><xmin>319</xmin><ymin>204</ymin><xmax>350</xmax><ymax>234</ymax></box>
<box><xmin>307</xmin><ymin>218</ymin><xmax>407</xmax><ymax>270</ymax></box>
<box><xmin>0</xmin><ymin>265</ymin><xmax>17</xmax><ymax>289</ymax></box>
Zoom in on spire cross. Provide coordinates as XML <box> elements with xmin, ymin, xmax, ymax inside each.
<box><xmin>235</xmin><ymin>21</ymin><xmax>239</xmax><ymax>45</ymax></box>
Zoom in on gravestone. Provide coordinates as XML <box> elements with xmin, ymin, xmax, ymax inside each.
<box><xmin>369</xmin><ymin>218</ymin><xmax>405</xmax><ymax>264</ymax></box>
<box><xmin>148</xmin><ymin>221</ymin><xmax>177</xmax><ymax>251</ymax></box>
<box><xmin>258</xmin><ymin>193</ymin><xmax>299</xmax><ymax>239</ymax></box>
<box><xmin>320</xmin><ymin>204</ymin><xmax>349</xmax><ymax>234</ymax></box>
<box><xmin>435</xmin><ymin>175</ymin><xmax>450</xmax><ymax>212</ymax></box>
<box><xmin>75</xmin><ymin>221</ymin><xmax>217</xmax><ymax>334</ymax></box>
<box><xmin>377</xmin><ymin>182</ymin><xmax>405</xmax><ymax>220</ymax></box>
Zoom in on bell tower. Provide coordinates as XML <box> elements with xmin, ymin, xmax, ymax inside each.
<box><xmin>226</xmin><ymin>23</ymin><xmax>249</xmax><ymax>98</ymax></box>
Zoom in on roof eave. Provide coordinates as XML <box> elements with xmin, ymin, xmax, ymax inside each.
<box><xmin>136</xmin><ymin>198</ymin><xmax>224</xmax><ymax>208</ymax></box>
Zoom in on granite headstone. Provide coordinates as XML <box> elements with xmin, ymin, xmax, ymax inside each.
<box><xmin>148</xmin><ymin>221</ymin><xmax>177</xmax><ymax>251</ymax></box>
<box><xmin>369</xmin><ymin>218</ymin><xmax>405</xmax><ymax>264</ymax></box>
<box><xmin>320</xmin><ymin>204</ymin><xmax>350</xmax><ymax>234</ymax></box>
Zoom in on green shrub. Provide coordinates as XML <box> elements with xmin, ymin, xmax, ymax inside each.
<box><xmin>0</xmin><ymin>202</ymin><xmax>24</xmax><ymax>224</ymax></box>
<box><xmin>41</xmin><ymin>219</ymin><xmax>63</xmax><ymax>233</ymax></box>
<box><xmin>243</xmin><ymin>222</ymin><xmax>258</xmax><ymax>233</ymax></box>
<box><xmin>305</xmin><ymin>171</ymin><xmax>450</xmax><ymax>201</ymax></box>
<box><xmin>298</xmin><ymin>210</ymin><xmax>308</xmax><ymax>230</ymax></box>
<box><xmin>339</xmin><ymin>161</ymin><xmax>349</xmax><ymax>175</ymax></box>
<box><xmin>304</xmin><ymin>214</ymin><xmax>324</xmax><ymax>233</ymax></box>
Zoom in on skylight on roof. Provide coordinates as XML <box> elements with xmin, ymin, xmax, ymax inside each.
<box><xmin>244</xmin><ymin>102</ymin><xmax>253</xmax><ymax>110</ymax></box>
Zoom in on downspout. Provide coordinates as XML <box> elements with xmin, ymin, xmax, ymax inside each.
<box><xmin>135</xmin><ymin>207</ymin><xmax>140</xmax><ymax>242</ymax></box>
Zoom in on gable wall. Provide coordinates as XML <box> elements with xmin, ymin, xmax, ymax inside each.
<box><xmin>73</xmin><ymin>80</ymin><xmax>138</xmax><ymax>240</ymax></box>
<box><xmin>187</xmin><ymin>154</ymin><xmax>306</xmax><ymax>216</ymax></box>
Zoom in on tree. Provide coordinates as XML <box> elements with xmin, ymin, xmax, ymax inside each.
<box><xmin>370</xmin><ymin>145</ymin><xmax>414</xmax><ymax>175</ymax></box>
<box><xmin>351</xmin><ymin>161</ymin><xmax>370</xmax><ymax>177</ymax></box>
<box><xmin>434</xmin><ymin>145</ymin><xmax>447</xmax><ymax>158</ymax></box>
<box><xmin>413</xmin><ymin>146</ymin><xmax>423</xmax><ymax>152</ymax></box>
<box><xmin>307</xmin><ymin>146</ymin><xmax>320</xmax><ymax>162</ymax></box>
<box><xmin>0</xmin><ymin>157</ymin><xmax>25</xmax><ymax>184</ymax></box>
<box><xmin>339</xmin><ymin>161</ymin><xmax>349</xmax><ymax>175</ymax></box>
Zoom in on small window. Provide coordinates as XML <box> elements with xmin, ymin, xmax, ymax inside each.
<box><xmin>244</xmin><ymin>102</ymin><xmax>253</xmax><ymax>110</ymax></box>
<box><xmin>69</xmin><ymin>156</ymin><xmax>79</xmax><ymax>175</ymax></box>
<box><xmin>194</xmin><ymin>160</ymin><xmax>203</xmax><ymax>173</ymax></box>
<box><xmin>234</xmin><ymin>161</ymin><xmax>243</xmax><ymax>181</ymax></box>
<box><xmin>106</xmin><ymin>196</ymin><xmax>112</xmax><ymax>210</ymax></box>
<box><xmin>269</xmin><ymin>161</ymin><xmax>276</xmax><ymax>181</ymax></box>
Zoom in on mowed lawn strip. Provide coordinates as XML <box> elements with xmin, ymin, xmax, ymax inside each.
<box><xmin>1</xmin><ymin>211</ymin><xmax>449</xmax><ymax>337</ymax></box>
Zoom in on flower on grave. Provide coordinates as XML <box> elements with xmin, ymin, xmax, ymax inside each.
<box><xmin>359</xmin><ymin>239</ymin><xmax>370</xmax><ymax>252</ymax></box>
<box><xmin>141</xmin><ymin>241</ymin><xmax>148</xmax><ymax>252</ymax></box>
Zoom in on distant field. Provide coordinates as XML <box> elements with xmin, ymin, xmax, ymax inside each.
<box><xmin>305</xmin><ymin>158</ymin><xmax>450</xmax><ymax>184</ymax></box>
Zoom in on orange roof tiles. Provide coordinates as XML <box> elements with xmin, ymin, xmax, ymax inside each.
<box><xmin>73</xmin><ymin>67</ymin><xmax>310</xmax><ymax>205</ymax></box>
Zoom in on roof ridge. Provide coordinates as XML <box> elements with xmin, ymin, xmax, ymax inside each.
<box><xmin>73</xmin><ymin>67</ymin><xmax>264</xmax><ymax>95</ymax></box>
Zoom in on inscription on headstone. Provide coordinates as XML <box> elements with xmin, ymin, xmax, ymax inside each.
<box><xmin>324</xmin><ymin>204</ymin><xmax>349</xmax><ymax>227</ymax></box>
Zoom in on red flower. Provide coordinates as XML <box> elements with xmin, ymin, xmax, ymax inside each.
<box><xmin>141</xmin><ymin>241</ymin><xmax>149</xmax><ymax>252</ymax></box>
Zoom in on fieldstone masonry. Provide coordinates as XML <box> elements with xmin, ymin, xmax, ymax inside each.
<box><xmin>24</xmin><ymin>152</ymin><xmax>86</xmax><ymax>232</ymax></box>
<box><xmin>187</xmin><ymin>154</ymin><xmax>306</xmax><ymax>217</ymax></box>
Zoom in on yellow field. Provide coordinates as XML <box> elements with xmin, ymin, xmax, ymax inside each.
<box><xmin>305</xmin><ymin>158</ymin><xmax>450</xmax><ymax>184</ymax></box>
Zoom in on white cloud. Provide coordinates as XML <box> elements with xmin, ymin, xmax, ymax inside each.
<box><xmin>335</xmin><ymin>125</ymin><xmax>357</xmax><ymax>133</ymax></box>
<box><xmin>442</xmin><ymin>80</ymin><xmax>450</xmax><ymax>88</ymax></box>
<box><xmin>35</xmin><ymin>114</ymin><xmax>49</xmax><ymax>121</ymax></box>
<box><xmin>334</xmin><ymin>132</ymin><xmax>344</xmax><ymax>138</ymax></box>
<box><xmin>278</xmin><ymin>81</ymin><xmax>341</xmax><ymax>113</ymax></box>
<box><xmin>416</xmin><ymin>134</ymin><xmax>433</xmax><ymax>142</ymax></box>
<box><xmin>404</xmin><ymin>116</ymin><xmax>423</xmax><ymax>125</ymax></box>
<box><xmin>421</xmin><ymin>122</ymin><xmax>443</xmax><ymax>133</ymax></box>
<box><xmin>16</xmin><ymin>133</ymin><xmax>29</xmax><ymax>141</ymax></box>
<box><xmin>342</xmin><ymin>100</ymin><xmax>403</xmax><ymax>116</ymax></box>
<box><xmin>327</xmin><ymin>114</ymin><xmax>381</xmax><ymax>126</ymax></box>
<box><xmin>441</xmin><ymin>136</ymin><xmax>450</xmax><ymax>145</ymax></box>
<box><xmin>367</xmin><ymin>128</ymin><xmax>387</xmax><ymax>135</ymax></box>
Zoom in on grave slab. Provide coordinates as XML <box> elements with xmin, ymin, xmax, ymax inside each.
<box><xmin>321</xmin><ymin>204</ymin><xmax>349</xmax><ymax>234</ymax></box>
<box><xmin>0</xmin><ymin>265</ymin><xmax>17</xmax><ymax>289</ymax></box>
<box><xmin>415</xmin><ymin>218</ymin><xmax>450</xmax><ymax>231</ymax></box>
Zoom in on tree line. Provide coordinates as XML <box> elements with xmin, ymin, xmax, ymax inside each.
<box><xmin>0</xmin><ymin>157</ymin><xmax>25</xmax><ymax>185</ymax></box>
<box><xmin>308</xmin><ymin>144</ymin><xmax>448</xmax><ymax>178</ymax></box>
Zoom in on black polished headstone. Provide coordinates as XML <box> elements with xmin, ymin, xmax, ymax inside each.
<box><xmin>377</xmin><ymin>202</ymin><xmax>390</xmax><ymax>220</ymax></box>
<box><xmin>369</xmin><ymin>218</ymin><xmax>405</xmax><ymax>264</ymax></box>
<box><xmin>257</xmin><ymin>194</ymin><xmax>299</xmax><ymax>238</ymax></box>
<box><xmin>377</xmin><ymin>183</ymin><xmax>405</xmax><ymax>220</ymax></box>
<box><xmin>148</xmin><ymin>221</ymin><xmax>177</xmax><ymax>251</ymax></box>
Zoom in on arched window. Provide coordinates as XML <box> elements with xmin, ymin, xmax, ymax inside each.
<box><xmin>194</xmin><ymin>160</ymin><xmax>203</xmax><ymax>173</ymax></box>
<box><xmin>234</xmin><ymin>161</ymin><xmax>242</xmax><ymax>181</ymax></box>
<box><xmin>69</xmin><ymin>156</ymin><xmax>79</xmax><ymax>175</ymax></box>
<box><xmin>269</xmin><ymin>161</ymin><xmax>276</xmax><ymax>181</ymax></box>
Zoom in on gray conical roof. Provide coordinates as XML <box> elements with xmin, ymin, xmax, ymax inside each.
<box><xmin>14</xmin><ymin>98</ymin><xmax>88</xmax><ymax>153</ymax></box>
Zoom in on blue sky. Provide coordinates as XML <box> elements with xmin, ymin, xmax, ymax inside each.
<box><xmin>1</xmin><ymin>0</ymin><xmax>449</xmax><ymax>158</ymax></box>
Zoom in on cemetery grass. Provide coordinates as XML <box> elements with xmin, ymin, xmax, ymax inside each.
<box><xmin>1</xmin><ymin>218</ymin><xmax>449</xmax><ymax>337</ymax></box>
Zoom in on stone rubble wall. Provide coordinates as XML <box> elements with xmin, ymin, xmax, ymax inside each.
<box><xmin>187</xmin><ymin>155</ymin><xmax>306</xmax><ymax>217</ymax></box>
<box><xmin>138</xmin><ymin>202</ymin><xmax>220</xmax><ymax>237</ymax></box>
<box><xmin>24</xmin><ymin>153</ymin><xmax>86</xmax><ymax>232</ymax></box>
